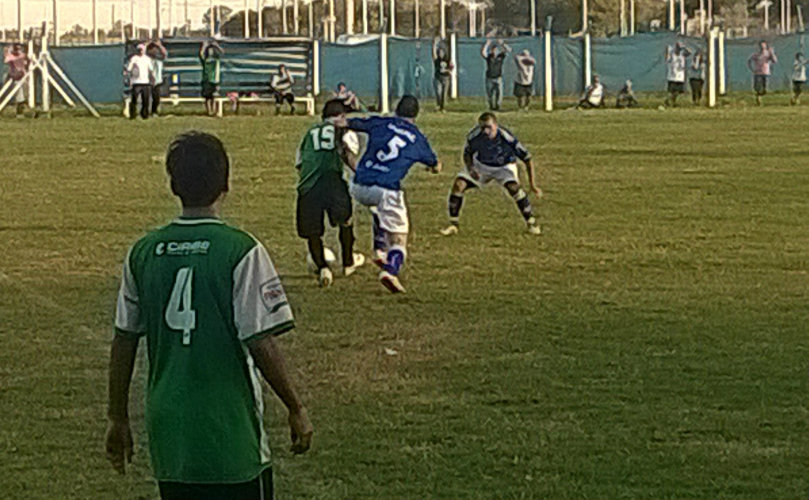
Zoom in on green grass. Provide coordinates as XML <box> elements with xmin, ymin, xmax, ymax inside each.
<box><xmin>1</xmin><ymin>96</ymin><xmax>807</xmax><ymax>499</ymax></box>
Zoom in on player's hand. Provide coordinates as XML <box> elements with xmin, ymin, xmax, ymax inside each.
<box><xmin>105</xmin><ymin>419</ymin><xmax>134</xmax><ymax>475</ymax></box>
<box><xmin>288</xmin><ymin>407</ymin><xmax>313</xmax><ymax>455</ymax></box>
<box><xmin>530</xmin><ymin>184</ymin><xmax>542</xmax><ymax>197</ymax></box>
<box><xmin>429</xmin><ymin>161</ymin><xmax>442</xmax><ymax>174</ymax></box>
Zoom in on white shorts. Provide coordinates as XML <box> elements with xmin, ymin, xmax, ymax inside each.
<box><xmin>349</xmin><ymin>182</ymin><xmax>409</xmax><ymax>234</ymax></box>
<box><xmin>457</xmin><ymin>160</ymin><xmax>519</xmax><ymax>188</ymax></box>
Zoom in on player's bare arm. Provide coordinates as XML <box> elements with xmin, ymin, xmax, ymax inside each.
<box><xmin>523</xmin><ymin>158</ymin><xmax>541</xmax><ymax>196</ymax></box>
<box><xmin>247</xmin><ymin>334</ymin><xmax>313</xmax><ymax>454</ymax></box>
<box><xmin>105</xmin><ymin>333</ymin><xmax>139</xmax><ymax>474</ymax></box>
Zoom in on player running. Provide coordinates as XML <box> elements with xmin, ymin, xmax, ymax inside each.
<box><xmin>441</xmin><ymin>112</ymin><xmax>541</xmax><ymax>236</ymax></box>
<box><xmin>346</xmin><ymin>95</ymin><xmax>441</xmax><ymax>294</ymax></box>
<box><xmin>107</xmin><ymin>132</ymin><xmax>312</xmax><ymax>499</ymax></box>
<box><xmin>295</xmin><ymin>99</ymin><xmax>365</xmax><ymax>287</ymax></box>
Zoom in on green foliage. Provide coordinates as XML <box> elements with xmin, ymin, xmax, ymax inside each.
<box><xmin>0</xmin><ymin>98</ymin><xmax>807</xmax><ymax>499</ymax></box>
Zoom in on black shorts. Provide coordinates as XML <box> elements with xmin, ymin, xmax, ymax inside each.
<box><xmin>274</xmin><ymin>92</ymin><xmax>295</xmax><ymax>105</ymax></box>
<box><xmin>296</xmin><ymin>176</ymin><xmax>352</xmax><ymax>239</ymax></box>
<box><xmin>159</xmin><ymin>467</ymin><xmax>273</xmax><ymax>500</ymax></box>
<box><xmin>513</xmin><ymin>83</ymin><xmax>533</xmax><ymax>97</ymax></box>
<box><xmin>667</xmin><ymin>81</ymin><xmax>685</xmax><ymax>94</ymax></box>
<box><xmin>201</xmin><ymin>81</ymin><xmax>218</xmax><ymax>99</ymax></box>
<box><xmin>793</xmin><ymin>80</ymin><xmax>804</xmax><ymax>94</ymax></box>
<box><xmin>754</xmin><ymin>75</ymin><xmax>768</xmax><ymax>95</ymax></box>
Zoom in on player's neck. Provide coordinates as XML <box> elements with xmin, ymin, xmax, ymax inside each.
<box><xmin>181</xmin><ymin>205</ymin><xmax>220</xmax><ymax>219</ymax></box>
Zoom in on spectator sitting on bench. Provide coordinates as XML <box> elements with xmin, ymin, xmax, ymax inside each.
<box><xmin>616</xmin><ymin>79</ymin><xmax>638</xmax><ymax>108</ymax></box>
<box><xmin>577</xmin><ymin>75</ymin><xmax>605</xmax><ymax>109</ymax></box>
<box><xmin>333</xmin><ymin>82</ymin><xmax>362</xmax><ymax>112</ymax></box>
<box><xmin>270</xmin><ymin>64</ymin><xmax>296</xmax><ymax>115</ymax></box>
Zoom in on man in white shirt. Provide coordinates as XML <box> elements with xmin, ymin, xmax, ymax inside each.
<box><xmin>577</xmin><ymin>75</ymin><xmax>605</xmax><ymax>109</ymax></box>
<box><xmin>664</xmin><ymin>42</ymin><xmax>690</xmax><ymax>107</ymax></box>
<box><xmin>126</xmin><ymin>44</ymin><xmax>155</xmax><ymax>120</ymax></box>
<box><xmin>513</xmin><ymin>50</ymin><xmax>536</xmax><ymax>110</ymax></box>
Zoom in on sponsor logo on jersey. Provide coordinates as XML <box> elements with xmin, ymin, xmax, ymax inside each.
<box><xmin>155</xmin><ymin>240</ymin><xmax>211</xmax><ymax>256</ymax></box>
<box><xmin>260</xmin><ymin>277</ymin><xmax>288</xmax><ymax>313</ymax></box>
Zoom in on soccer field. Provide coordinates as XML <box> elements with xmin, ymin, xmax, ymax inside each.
<box><xmin>1</xmin><ymin>102</ymin><xmax>807</xmax><ymax>499</ymax></box>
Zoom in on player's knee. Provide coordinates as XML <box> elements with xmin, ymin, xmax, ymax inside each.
<box><xmin>452</xmin><ymin>178</ymin><xmax>467</xmax><ymax>194</ymax></box>
<box><xmin>504</xmin><ymin>182</ymin><xmax>522</xmax><ymax>198</ymax></box>
<box><xmin>388</xmin><ymin>232</ymin><xmax>408</xmax><ymax>247</ymax></box>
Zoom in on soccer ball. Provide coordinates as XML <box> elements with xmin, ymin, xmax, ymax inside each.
<box><xmin>306</xmin><ymin>247</ymin><xmax>337</xmax><ymax>273</ymax></box>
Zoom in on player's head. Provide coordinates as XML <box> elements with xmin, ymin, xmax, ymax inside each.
<box><xmin>797</xmin><ymin>52</ymin><xmax>804</xmax><ymax>60</ymax></box>
<box><xmin>322</xmin><ymin>99</ymin><xmax>346</xmax><ymax>120</ymax></box>
<box><xmin>395</xmin><ymin>95</ymin><xmax>420</xmax><ymax>119</ymax></box>
<box><xmin>137</xmin><ymin>43</ymin><xmax>147</xmax><ymax>55</ymax></box>
<box><xmin>166</xmin><ymin>132</ymin><xmax>230</xmax><ymax>208</ymax></box>
<box><xmin>278</xmin><ymin>64</ymin><xmax>286</xmax><ymax>73</ymax></box>
<box><xmin>337</xmin><ymin>82</ymin><xmax>347</xmax><ymax>92</ymax></box>
<box><xmin>593</xmin><ymin>74</ymin><xmax>600</xmax><ymax>84</ymax></box>
<box><xmin>478</xmin><ymin>112</ymin><xmax>498</xmax><ymax>139</ymax></box>
<box><xmin>11</xmin><ymin>43</ymin><xmax>22</xmax><ymax>53</ymax></box>
<box><xmin>625</xmin><ymin>79</ymin><xmax>632</xmax><ymax>89</ymax></box>
<box><xmin>759</xmin><ymin>40</ymin><xmax>768</xmax><ymax>50</ymax></box>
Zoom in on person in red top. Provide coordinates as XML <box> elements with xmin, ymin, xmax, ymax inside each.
<box><xmin>4</xmin><ymin>44</ymin><xmax>30</xmax><ymax>117</ymax></box>
<box><xmin>748</xmin><ymin>41</ymin><xmax>778</xmax><ymax>106</ymax></box>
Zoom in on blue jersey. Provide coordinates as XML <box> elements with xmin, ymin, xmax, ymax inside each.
<box><xmin>464</xmin><ymin>125</ymin><xmax>531</xmax><ymax>167</ymax></box>
<box><xmin>349</xmin><ymin>116</ymin><xmax>438</xmax><ymax>190</ymax></box>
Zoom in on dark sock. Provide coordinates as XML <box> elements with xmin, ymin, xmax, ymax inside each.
<box><xmin>384</xmin><ymin>246</ymin><xmax>406</xmax><ymax>275</ymax></box>
<box><xmin>339</xmin><ymin>225</ymin><xmax>355</xmax><ymax>267</ymax></box>
<box><xmin>516</xmin><ymin>196</ymin><xmax>533</xmax><ymax>222</ymax></box>
<box><xmin>448</xmin><ymin>194</ymin><xmax>464</xmax><ymax>223</ymax></box>
<box><xmin>306</xmin><ymin>238</ymin><xmax>327</xmax><ymax>270</ymax></box>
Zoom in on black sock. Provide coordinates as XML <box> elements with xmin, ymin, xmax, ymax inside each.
<box><xmin>516</xmin><ymin>196</ymin><xmax>533</xmax><ymax>222</ymax></box>
<box><xmin>448</xmin><ymin>194</ymin><xmax>464</xmax><ymax>223</ymax></box>
<box><xmin>307</xmin><ymin>237</ymin><xmax>327</xmax><ymax>270</ymax></box>
<box><xmin>339</xmin><ymin>225</ymin><xmax>355</xmax><ymax>267</ymax></box>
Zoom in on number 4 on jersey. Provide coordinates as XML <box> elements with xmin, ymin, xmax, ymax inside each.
<box><xmin>165</xmin><ymin>267</ymin><xmax>196</xmax><ymax>346</ymax></box>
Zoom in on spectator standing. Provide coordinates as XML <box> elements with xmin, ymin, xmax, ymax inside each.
<box><xmin>432</xmin><ymin>37</ymin><xmax>453</xmax><ymax>112</ymax></box>
<box><xmin>747</xmin><ymin>41</ymin><xmax>777</xmax><ymax>106</ymax></box>
<box><xmin>513</xmin><ymin>49</ymin><xmax>536</xmax><ymax>111</ymax></box>
<box><xmin>270</xmin><ymin>64</ymin><xmax>296</xmax><ymax>115</ymax></box>
<box><xmin>664</xmin><ymin>42</ymin><xmax>690</xmax><ymax>107</ymax></box>
<box><xmin>200</xmin><ymin>40</ymin><xmax>224</xmax><ymax>116</ymax></box>
<box><xmin>126</xmin><ymin>43</ymin><xmax>155</xmax><ymax>120</ymax></box>
<box><xmin>3</xmin><ymin>43</ymin><xmax>30</xmax><ymax>118</ymax></box>
<box><xmin>481</xmin><ymin>38</ymin><xmax>511</xmax><ymax>111</ymax></box>
<box><xmin>791</xmin><ymin>52</ymin><xmax>807</xmax><ymax>105</ymax></box>
<box><xmin>689</xmin><ymin>50</ymin><xmax>706</xmax><ymax>105</ymax></box>
<box><xmin>148</xmin><ymin>40</ymin><xmax>168</xmax><ymax>116</ymax></box>
<box><xmin>615</xmin><ymin>80</ymin><xmax>638</xmax><ymax>108</ymax></box>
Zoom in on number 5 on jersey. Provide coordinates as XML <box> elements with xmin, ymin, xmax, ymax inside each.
<box><xmin>165</xmin><ymin>267</ymin><xmax>196</xmax><ymax>346</ymax></box>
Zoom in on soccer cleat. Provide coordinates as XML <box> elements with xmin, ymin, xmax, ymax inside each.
<box><xmin>379</xmin><ymin>271</ymin><xmax>406</xmax><ymax>294</ymax></box>
<box><xmin>440</xmin><ymin>225</ymin><xmax>459</xmax><ymax>236</ymax></box>
<box><xmin>318</xmin><ymin>267</ymin><xmax>333</xmax><ymax>287</ymax></box>
<box><xmin>527</xmin><ymin>223</ymin><xmax>541</xmax><ymax>235</ymax></box>
<box><xmin>343</xmin><ymin>253</ymin><xmax>366</xmax><ymax>277</ymax></box>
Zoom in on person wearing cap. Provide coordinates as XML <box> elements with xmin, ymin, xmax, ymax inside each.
<box><xmin>125</xmin><ymin>43</ymin><xmax>155</xmax><ymax>120</ymax></box>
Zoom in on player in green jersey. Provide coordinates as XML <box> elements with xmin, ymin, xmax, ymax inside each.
<box><xmin>296</xmin><ymin>99</ymin><xmax>365</xmax><ymax>287</ymax></box>
<box><xmin>106</xmin><ymin>131</ymin><xmax>312</xmax><ymax>500</ymax></box>
<box><xmin>200</xmin><ymin>40</ymin><xmax>223</xmax><ymax>116</ymax></box>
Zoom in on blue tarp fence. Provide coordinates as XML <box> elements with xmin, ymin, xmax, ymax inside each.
<box><xmin>2</xmin><ymin>33</ymin><xmax>807</xmax><ymax>103</ymax></box>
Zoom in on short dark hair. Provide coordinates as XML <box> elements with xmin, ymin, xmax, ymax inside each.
<box><xmin>166</xmin><ymin>131</ymin><xmax>230</xmax><ymax>208</ymax></box>
<box><xmin>395</xmin><ymin>95</ymin><xmax>420</xmax><ymax>118</ymax></box>
<box><xmin>322</xmin><ymin>99</ymin><xmax>346</xmax><ymax>119</ymax></box>
<box><xmin>478</xmin><ymin>112</ymin><xmax>497</xmax><ymax>124</ymax></box>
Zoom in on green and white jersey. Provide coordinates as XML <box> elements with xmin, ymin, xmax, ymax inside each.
<box><xmin>295</xmin><ymin>121</ymin><xmax>359</xmax><ymax>195</ymax></box>
<box><xmin>115</xmin><ymin>217</ymin><xmax>294</xmax><ymax>483</ymax></box>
